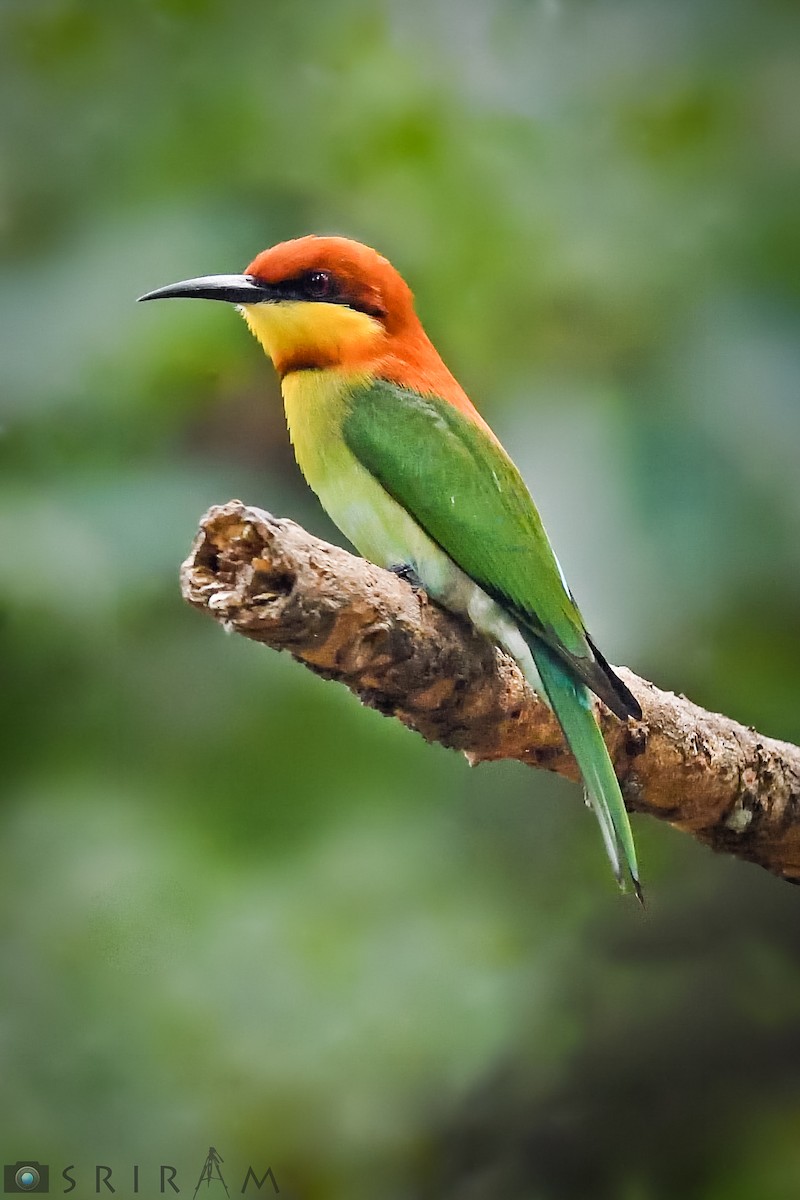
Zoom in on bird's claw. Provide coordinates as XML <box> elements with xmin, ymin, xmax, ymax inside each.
<box><xmin>389</xmin><ymin>562</ymin><xmax>427</xmax><ymax>599</ymax></box>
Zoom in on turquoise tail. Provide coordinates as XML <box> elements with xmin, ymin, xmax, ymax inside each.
<box><xmin>528</xmin><ymin>638</ymin><xmax>641</xmax><ymax>900</ymax></box>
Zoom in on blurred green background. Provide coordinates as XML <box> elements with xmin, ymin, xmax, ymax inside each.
<box><xmin>2</xmin><ymin>1</ymin><xmax>800</xmax><ymax>1197</ymax></box>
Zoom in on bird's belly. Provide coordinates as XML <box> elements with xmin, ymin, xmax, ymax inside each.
<box><xmin>314</xmin><ymin>443</ymin><xmax>453</xmax><ymax>589</ymax></box>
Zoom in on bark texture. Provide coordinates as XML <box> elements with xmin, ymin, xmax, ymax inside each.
<box><xmin>181</xmin><ymin>500</ymin><xmax>800</xmax><ymax>884</ymax></box>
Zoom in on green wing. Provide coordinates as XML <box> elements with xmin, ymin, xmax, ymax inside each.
<box><xmin>343</xmin><ymin>379</ymin><xmax>639</xmax><ymax>720</ymax></box>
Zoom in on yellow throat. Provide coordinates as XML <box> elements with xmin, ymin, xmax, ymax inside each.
<box><xmin>240</xmin><ymin>299</ymin><xmax>384</xmax><ymax>375</ymax></box>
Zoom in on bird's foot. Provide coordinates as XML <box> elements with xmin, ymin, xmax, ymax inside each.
<box><xmin>389</xmin><ymin>562</ymin><xmax>427</xmax><ymax>599</ymax></box>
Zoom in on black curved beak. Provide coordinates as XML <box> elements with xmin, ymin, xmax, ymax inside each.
<box><xmin>137</xmin><ymin>274</ymin><xmax>274</xmax><ymax>304</ymax></box>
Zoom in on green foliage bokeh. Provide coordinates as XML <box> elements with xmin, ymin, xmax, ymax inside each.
<box><xmin>2</xmin><ymin>2</ymin><xmax>800</xmax><ymax>1197</ymax></box>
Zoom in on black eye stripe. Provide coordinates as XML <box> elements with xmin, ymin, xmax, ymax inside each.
<box><xmin>262</xmin><ymin>273</ymin><xmax>387</xmax><ymax>319</ymax></box>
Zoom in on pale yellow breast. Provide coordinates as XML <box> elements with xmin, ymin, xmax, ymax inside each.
<box><xmin>279</xmin><ymin>367</ymin><xmax>358</xmax><ymax>495</ymax></box>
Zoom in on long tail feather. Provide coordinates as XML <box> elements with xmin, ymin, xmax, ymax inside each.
<box><xmin>526</xmin><ymin>637</ymin><xmax>641</xmax><ymax>899</ymax></box>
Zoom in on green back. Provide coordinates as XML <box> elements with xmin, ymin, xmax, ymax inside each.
<box><xmin>342</xmin><ymin>378</ymin><xmax>591</xmax><ymax>661</ymax></box>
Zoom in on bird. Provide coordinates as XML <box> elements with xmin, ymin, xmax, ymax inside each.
<box><xmin>140</xmin><ymin>235</ymin><xmax>643</xmax><ymax>898</ymax></box>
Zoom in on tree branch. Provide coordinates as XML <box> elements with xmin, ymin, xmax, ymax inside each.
<box><xmin>180</xmin><ymin>500</ymin><xmax>800</xmax><ymax>884</ymax></box>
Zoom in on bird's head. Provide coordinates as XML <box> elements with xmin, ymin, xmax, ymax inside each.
<box><xmin>139</xmin><ymin>235</ymin><xmax>417</xmax><ymax>377</ymax></box>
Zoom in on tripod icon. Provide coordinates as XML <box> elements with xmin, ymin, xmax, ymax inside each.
<box><xmin>193</xmin><ymin>1147</ymin><xmax>230</xmax><ymax>1197</ymax></box>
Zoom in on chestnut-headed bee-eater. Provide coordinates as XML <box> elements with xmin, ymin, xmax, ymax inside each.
<box><xmin>140</xmin><ymin>236</ymin><xmax>642</xmax><ymax>897</ymax></box>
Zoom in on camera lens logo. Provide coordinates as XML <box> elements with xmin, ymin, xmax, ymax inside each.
<box><xmin>3</xmin><ymin>1163</ymin><xmax>49</xmax><ymax>1193</ymax></box>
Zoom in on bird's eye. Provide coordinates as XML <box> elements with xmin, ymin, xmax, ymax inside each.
<box><xmin>304</xmin><ymin>270</ymin><xmax>334</xmax><ymax>300</ymax></box>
